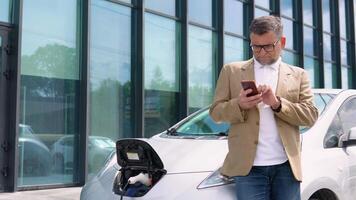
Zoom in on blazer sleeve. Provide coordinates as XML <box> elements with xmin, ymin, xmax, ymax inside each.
<box><xmin>209</xmin><ymin>65</ymin><xmax>247</xmax><ymax>124</ymax></box>
<box><xmin>275</xmin><ymin>70</ymin><xmax>319</xmax><ymax>127</ymax></box>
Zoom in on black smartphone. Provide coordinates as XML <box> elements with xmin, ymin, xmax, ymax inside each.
<box><xmin>241</xmin><ymin>80</ymin><xmax>259</xmax><ymax>97</ymax></box>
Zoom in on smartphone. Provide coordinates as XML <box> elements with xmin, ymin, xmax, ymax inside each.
<box><xmin>241</xmin><ymin>80</ymin><xmax>259</xmax><ymax>97</ymax></box>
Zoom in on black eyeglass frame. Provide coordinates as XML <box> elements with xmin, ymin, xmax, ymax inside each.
<box><xmin>250</xmin><ymin>39</ymin><xmax>281</xmax><ymax>53</ymax></box>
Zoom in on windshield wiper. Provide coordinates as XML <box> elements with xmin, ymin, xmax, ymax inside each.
<box><xmin>166</xmin><ymin>127</ymin><xmax>178</xmax><ymax>136</ymax></box>
<box><xmin>215</xmin><ymin>131</ymin><xmax>228</xmax><ymax>136</ymax></box>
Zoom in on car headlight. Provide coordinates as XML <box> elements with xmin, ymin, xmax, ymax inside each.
<box><xmin>197</xmin><ymin>169</ymin><xmax>234</xmax><ymax>189</ymax></box>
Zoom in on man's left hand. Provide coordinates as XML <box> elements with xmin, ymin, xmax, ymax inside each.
<box><xmin>258</xmin><ymin>84</ymin><xmax>280</xmax><ymax>109</ymax></box>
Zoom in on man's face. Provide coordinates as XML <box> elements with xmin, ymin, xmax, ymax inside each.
<box><xmin>250</xmin><ymin>31</ymin><xmax>285</xmax><ymax>65</ymax></box>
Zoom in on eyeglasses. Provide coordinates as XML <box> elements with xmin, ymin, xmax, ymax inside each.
<box><xmin>250</xmin><ymin>39</ymin><xmax>280</xmax><ymax>53</ymax></box>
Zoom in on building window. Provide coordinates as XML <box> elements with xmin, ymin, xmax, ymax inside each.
<box><xmin>323</xmin><ymin>62</ymin><xmax>333</xmax><ymax>88</ymax></box>
<box><xmin>281</xmin><ymin>0</ymin><xmax>298</xmax><ymax>66</ymax></box>
<box><xmin>339</xmin><ymin>0</ymin><xmax>347</xmax><ymax>39</ymax></box>
<box><xmin>224</xmin><ymin>35</ymin><xmax>248</xmax><ymax>64</ymax></box>
<box><xmin>281</xmin><ymin>18</ymin><xmax>294</xmax><ymax>50</ymax></box>
<box><xmin>188</xmin><ymin>0</ymin><xmax>212</xmax><ymax>27</ymax></box>
<box><xmin>224</xmin><ymin>0</ymin><xmax>243</xmax><ymax>36</ymax></box>
<box><xmin>254</xmin><ymin>0</ymin><xmax>270</xmax><ymax>18</ymax></box>
<box><xmin>283</xmin><ymin>50</ymin><xmax>298</xmax><ymax>66</ymax></box>
<box><xmin>322</xmin><ymin>0</ymin><xmax>335</xmax><ymax>88</ymax></box>
<box><xmin>144</xmin><ymin>13</ymin><xmax>180</xmax><ymax>137</ymax></box>
<box><xmin>146</xmin><ymin>0</ymin><xmax>175</xmax><ymax>16</ymax></box>
<box><xmin>339</xmin><ymin>0</ymin><xmax>351</xmax><ymax>88</ymax></box>
<box><xmin>281</xmin><ymin>0</ymin><xmax>293</xmax><ymax>18</ymax></box>
<box><xmin>19</xmin><ymin>0</ymin><xmax>80</xmax><ymax>186</ymax></box>
<box><xmin>89</xmin><ymin>0</ymin><xmax>132</xmax><ymax>176</ymax></box>
<box><xmin>304</xmin><ymin>57</ymin><xmax>319</xmax><ymax>87</ymax></box>
<box><xmin>0</xmin><ymin>0</ymin><xmax>12</xmax><ymax>23</ymax></box>
<box><xmin>224</xmin><ymin>0</ymin><xmax>248</xmax><ymax>64</ymax></box>
<box><xmin>188</xmin><ymin>25</ymin><xmax>215</xmax><ymax>113</ymax></box>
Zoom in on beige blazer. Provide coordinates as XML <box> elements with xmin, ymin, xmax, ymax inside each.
<box><xmin>209</xmin><ymin>59</ymin><xmax>318</xmax><ymax>181</ymax></box>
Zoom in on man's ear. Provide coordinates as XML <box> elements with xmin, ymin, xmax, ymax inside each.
<box><xmin>280</xmin><ymin>36</ymin><xmax>286</xmax><ymax>48</ymax></box>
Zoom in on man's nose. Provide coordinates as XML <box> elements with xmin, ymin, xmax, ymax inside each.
<box><xmin>259</xmin><ymin>47</ymin><xmax>268</xmax><ymax>55</ymax></box>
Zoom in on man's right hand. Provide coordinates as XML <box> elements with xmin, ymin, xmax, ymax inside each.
<box><xmin>238</xmin><ymin>88</ymin><xmax>263</xmax><ymax>110</ymax></box>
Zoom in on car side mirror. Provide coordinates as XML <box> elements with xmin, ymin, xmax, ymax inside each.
<box><xmin>339</xmin><ymin>127</ymin><xmax>356</xmax><ymax>148</ymax></box>
<box><xmin>324</xmin><ymin>134</ymin><xmax>339</xmax><ymax>148</ymax></box>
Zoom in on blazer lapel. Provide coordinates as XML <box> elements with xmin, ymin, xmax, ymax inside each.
<box><xmin>276</xmin><ymin>62</ymin><xmax>291</xmax><ymax>98</ymax></box>
<box><xmin>240</xmin><ymin>59</ymin><xmax>255</xmax><ymax>81</ymax></box>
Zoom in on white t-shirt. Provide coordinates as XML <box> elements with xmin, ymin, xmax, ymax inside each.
<box><xmin>253</xmin><ymin>57</ymin><xmax>288</xmax><ymax>166</ymax></box>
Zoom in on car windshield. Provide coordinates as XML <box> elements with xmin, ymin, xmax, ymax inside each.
<box><xmin>173</xmin><ymin>93</ymin><xmax>336</xmax><ymax>137</ymax></box>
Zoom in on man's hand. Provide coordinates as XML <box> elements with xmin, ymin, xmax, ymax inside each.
<box><xmin>258</xmin><ymin>84</ymin><xmax>280</xmax><ymax>109</ymax></box>
<box><xmin>238</xmin><ymin>88</ymin><xmax>263</xmax><ymax>109</ymax></box>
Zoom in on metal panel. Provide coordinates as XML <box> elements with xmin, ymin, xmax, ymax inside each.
<box><xmin>0</xmin><ymin>27</ymin><xmax>9</xmax><ymax>192</ymax></box>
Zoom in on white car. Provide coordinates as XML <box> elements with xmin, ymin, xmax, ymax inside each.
<box><xmin>80</xmin><ymin>89</ymin><xmax>356</xmax><ymax>200</ymax></box>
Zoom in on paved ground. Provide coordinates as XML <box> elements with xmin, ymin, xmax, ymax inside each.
<box><xmin>0</xmin><ymin>187</ymin><xmax>81</xmax><ymax>200</ymax></box>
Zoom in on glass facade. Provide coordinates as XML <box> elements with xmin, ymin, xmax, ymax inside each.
<box><xmin>188</xmin><ymin>0</ymin><xmax>212</xmax><ymax>27</ymax></box>
<box><xmin>282</xmin><ymin>18</ymin><xmax>294</xmax><ymax>50</ymax></box>
<box><xmin>303</xmin><ymin>0</ymin><xmax>313</xmax><ymax>26</ymax></box>
<box><xmin>339</xmin><ymin>0</ymin><xmax>347</xmax><ymax>39</ymax></box>
<box><xmin>303</xmin><ymin>26</ymin><xmax>314</xmax><ymax>56</ymax></box>
<box><xmin>281</xmin><ymin>0</ymin><xmax>293</xmax><ymax>17</ymax></box>
<box><xmin>224</xmin><ymin>0</ymin><xmax>243</xmax><ymax>35</ymax></box>
<box><xmin>89</xmin><ymin>0</ymin><xmax>131</xmax><ymax>176</ymax></box>
<box><xmin>144</xmin><ymin>13</ymin><xmax>180</xmax><ymax>137</ymax></box>
<box><xmin>188</xmin><ymin>25</ymin><xmax>214</xmax><ymax>113</ymax></box>
<box><xmin>1</xmin><ymin>0</ymin><xmax>356</xmax><ymax>191</ymax></box>
<box><xmin>224</xmin><ymin>35</ymin><xmax>248</xmax><ymax>64</ymax></box>
<box><xmin>19</xmin><ymin>0</ymin><xmax>80</xmax><ymax>186</ymax></box>
<box><xmin>0</xmin><ymin>0</ymin><xmax>11</xmax><ymax>23</ymax></box>
<box><xmin>146</xmin><ymin>0</ymin><xmax>175</xmax><ymax>16</ymax></box>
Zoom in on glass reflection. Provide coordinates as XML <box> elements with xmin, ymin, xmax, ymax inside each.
<box><xmin>281</xmin><ymin>0</ymin><xmax>293</xmax><ymax>17</ymax></box>
<box><xmin>303</xmin><ymin>0</ymin><xmax>313</xmax><ymax>25</ymax></box>
<box><xmin>224</xmin><ymin>0</ymin><xmax>243</xmax><ymax>35</ymax></box>
<box><xmin>0</xmin><ymin>0</ymin><xmax>11</xmax><ymax>23</ymax></box>
<box><xmin>146</xmin><ymin>0</ymin><xmax>175</xmax><ymax>16</ymax></box>
<box><xmin>339</xmin><ymin>0</ymin><xmax>346</xmax><ymax>38</ymax></box>
<box><xmin>340</xmin><ymin>40</ymin><xmax>347</xmax><ymax>66</ymax></box>
<box><xmin>324</xmin><ymin>62</ymin><xmax>333</xmax><ymax>88</ymax></box>
<box><xmin>224</xmin><ymin>35</ymin><xmax>248</xmax><ymax>63</ymax></box>
<box><xmin>322</xmin><ymin>0</ymin><xmax>331</xmax><ymax>32</ymax></box>
<box><xmin>144</xmin><ymin>13</ymin><xmax>179</xmax><ymax>137</ymax></box>
<box><xmin>304</xmin><ymin>57</ymin><xmax>317</xmax><ymax>88</ymax></box>
<box><xmin>188</xmin><ymin>25</ymin><xmax>214</xmax><ymax>113</ymax></box>
<box><xmin>282</xmin><ymin>50</ymin><xmax>298</xmax><ymax>66</ymax></box>
<box><xmin>282</xmin><ymin>18</ymin><xmax>294</xmax><ymax>50</ymax></box>
<box><xmin>341</xmin><ymin>66</ymin><xmax>349</xmax><ymax>89</ymax></box>
<box><xmin>303</xmin><ymin>26</ymin><xmax>314</xmax><ymax>56</ymax></box>
<box><xmin>255</xmin><ymin>0</ymin><xmax>269</xmax><ymax>9</ymax></box>
<box><xmin>188</xmin><ymin>0</ymin><xmax>212</xmax><ymax>27</ymax></box>
<box><xmin>254</xmin><ymin>8</ymin><xmax>269</xmax><ymax>18</ymax></box>
<box><xmin>323</xmin><ymin>34</ymin><xmax>332</xmax><ymax>61</ymax></box>
<box><xmin>19</xmin><ymin>0</ymin><xmax>80</xmax><ymax>186</ymax></box>
<box><xmin>89</xmin><ymin>0</ymin><xmax>131</xmax><ymax>177</ymax></box>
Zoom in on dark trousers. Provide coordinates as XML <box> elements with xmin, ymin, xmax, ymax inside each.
<box><xmin>234</xmin><ymin>161</ymin><xmax>301</xmax><ymax>200</ymax></box>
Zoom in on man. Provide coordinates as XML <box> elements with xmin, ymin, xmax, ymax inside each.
<box><xmin>209</xmin><ymin>15</ymin><xmax>318</xmax><ymax>200</ymax></box>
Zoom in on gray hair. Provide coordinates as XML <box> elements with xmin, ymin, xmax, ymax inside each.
<box><xmin>249</xmin><ymin>15</ymin><xmax>283</xmax><ymax>38</ymax></box>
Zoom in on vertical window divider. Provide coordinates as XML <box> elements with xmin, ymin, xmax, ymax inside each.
<box><xmin>332</xmin><ymin>0</ymin><xmax>341</xmax><ymax>88</ymax></box>
<box><xmin>216</xmin><ymin>0</ymin><xmax>224</xmax><ymax>82</ymax></box>
<box><xmin>348</xmin><ymin>0</ymin><xmax>355</xmax><ymax>89</ymax></box>
<box><xmin>133</xmin><ymin>0</ymin><xmax>145</xmax><ymax>137</ymax></box>
<box><xmin>79</xmin><ymin>0</ymin><xmax>90</xmax><ymax>185</ymax></box>
<box><xmin>297</xmin><ymin>0</ymin><xmax>304</xmax><ymax>68</ymax></box>
<box><xmin>10</xmin><ymin>0</ymin><xmax>24</xmax><ymax>192</ymax></box>
<box><xmin>179</xmin><ymin>0</ymin><xmax>188</xmax><ymax>119</ymax></box>
<box><xmin>316</xmin><ymin>0</ymin><xmax>324</xmax><ymax>88</ymax></box>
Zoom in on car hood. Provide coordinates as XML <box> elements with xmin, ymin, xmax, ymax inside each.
<box><xmin>143</xmin><ymin>135</ymin><xmax>228</xmax><ymax>174</ymax></box>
